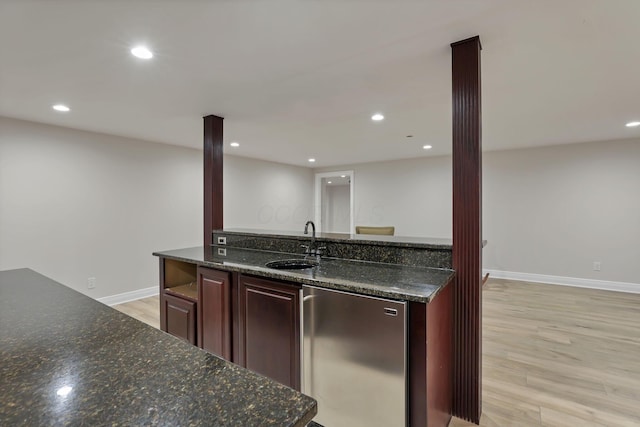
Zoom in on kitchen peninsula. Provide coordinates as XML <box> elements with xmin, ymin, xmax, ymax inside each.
<box><xmin>0</xmin><ymin>268</ymin><xmax>317</xmax><ymax>427</ymax></box>
<box><xmin>154</xmin><ymin>228</ymin><xmax>455</xmax><ymax>426</ymax></box>
<box><xmin>156</xmin><ymin>34</ymin><xmax>481</xmax><ymax>425</ymax></box>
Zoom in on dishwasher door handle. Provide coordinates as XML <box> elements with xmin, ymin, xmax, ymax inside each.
<box><xmin>384</xmin><ymin>307</ymin><xmax>398</xmax><ymax>316</ymax></box>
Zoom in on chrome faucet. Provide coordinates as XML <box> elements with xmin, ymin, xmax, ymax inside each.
<box><xmin>303</xmin><ymin>220</ymin><xmax>322</xmax><ymax>258</ymax></box>
<box><xmin>304</xmin><ymin>220</ymin><xmax>316</xmax><ymax>238</ymax></box>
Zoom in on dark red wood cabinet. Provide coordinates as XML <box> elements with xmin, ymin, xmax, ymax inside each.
<box><xmin>237</xmin><ymin>274</ymin><xmax>301</xmax><ymax>391</ymax></box>
<box><xmin>158</xmin><ymin>257</ymin><xmax>453</xmax><ymax>424</ymax></box>
<box><xmin>160</xmin><ymin>258</ymin><xmax>198</xmax><ymax>345</ymax></box>
<box><xmin>198</xmin><ymin>266</ymin><xmax>232</xmax><ymax>360</ymax></box>
<box><xmin>162</xmin><ymin>293</ymin><xmax>196</xmax><ymax>345</ymax></box>
<box><xmin>160</xmin><ymin>260</ymin><xmax>301</xmax><ymax>391</ymax></box>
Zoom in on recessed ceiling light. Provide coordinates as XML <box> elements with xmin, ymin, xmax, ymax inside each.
<box><xmin>230</xmin><ymin>142</ymin><xmax>240</xmax><ymax>147</ymax></box>
<box><xmin>328</xmin><ymin>181</ymin><xmax>332</xmax><ymax>184</ymax></box>
<box><xmin>626</xmin><ymin>121</ymin><xmax>640</xmax><ymax>127</ymax></box>
<box><xmin>340</xmin><ymin>175</ymin><xmax>346</xmax><ymax>178</ymax></box>
<box><xmin>308</xmin><ymin>158</ymin><xmax>316</xmax><ymax>163</ymax></box>
<box><xmin>131</xmin><ymin>45</ymin><xmax>153</xmax><ymax>59</ymax></box>
<box><xmin>52</xmin><ymin>104</ymin><xmax>70</xmax><ymax>112</ymax></box>
<box><xmin>371</xmin><ymin>113</ymin><xmax>384</xmax><ymax>121</ymax></box>
<box><xmin>423</xmin><ymin>145</ymin><xmax>433</xmax><ymax>150</ymax></box>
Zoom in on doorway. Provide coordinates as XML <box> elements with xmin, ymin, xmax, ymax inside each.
<box><xmin>314</xmin><ymin>171</ymin><xmax>354</xmax><ymax>234</ymax></box>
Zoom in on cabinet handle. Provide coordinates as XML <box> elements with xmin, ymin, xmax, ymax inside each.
<box><xmin>384</xmin><ymin>308</ymin><xmax>398</xmax><ymax>316</ymax></box>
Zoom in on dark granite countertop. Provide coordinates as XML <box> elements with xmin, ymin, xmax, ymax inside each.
<box><xmin>153</xmin><ymin>246</ymin><xmax>455</xmax><ymax>303</ymax></box>
<box><xmin>0</xmin><ymin>268</ymin><xmax>317</xmax><ymax>427</ymax></box>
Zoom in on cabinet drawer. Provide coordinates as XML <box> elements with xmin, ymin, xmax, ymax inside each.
<box><xmin>163</xmin><ymin>293</ymin><xmax>196</xmax><ymax>345</ymax></box>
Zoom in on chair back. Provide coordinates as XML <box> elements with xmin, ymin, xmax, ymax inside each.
<box><xmin>355</xmin><ymin>226</ymin><xmax>395</xmax><ymax>236</ymax></box>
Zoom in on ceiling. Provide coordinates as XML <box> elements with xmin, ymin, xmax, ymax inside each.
<box><xmin>1</xmin><ymin>0</ymin><xmax>639</xmax><ymax>168</ymax></box>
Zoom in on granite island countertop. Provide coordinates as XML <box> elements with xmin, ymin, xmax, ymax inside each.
<box><xmin>0</xmin><ymin>268</ymin><xmax>317</xmax><ymax>427</ymax></box>
<box><xmin>153</xmin><ymin>246</ymin><xmax>455</xmax><ymax>303</ymax></box>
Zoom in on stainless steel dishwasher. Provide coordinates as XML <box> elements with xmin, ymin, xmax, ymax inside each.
<box><xmin>302</xmin><ymin>285</ymin><xmax>406</xmax><ymax>427</ymax></box>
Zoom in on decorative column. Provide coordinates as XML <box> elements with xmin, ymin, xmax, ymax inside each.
<box><xmin>451</xmin><ymin>35</ymin><xmax>483</xmax><ymax>424</ymax></box>
<box><xmin>203</xmin><ymin>115</ymin><xmax>224</xmax><ymax>247</ymax></box>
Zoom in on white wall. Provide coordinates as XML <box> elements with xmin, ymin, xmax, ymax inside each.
<box><xmin>0</xmin><ymin>117</ymin><xmax>316</xmax><ymax>299</ymax></box>
<box><xmin>0</xmin><ymin>116</ymin><xmax>202</xmax><ymax>299</ymax></box>
<box><xmin>323</xmin><ymin>184</ymin><xmax>351</xmax><ymax>233</ymax></box>
<box><xmin>483</xmin><ymin>139</ymin><xmax>640</xmax><ymax>286</ymax></box>
<box><xmin>3</xmin><ymin>115</ymin><xmax>636</xmax><ymax>295</ymax></box>
<box><xmin>223</xmin><ymin>155</ymin><xmax>314</xmax><ymax>231</ymax></box>
<box><xmin>316</xmin><ymin>155</ymin><xmax>452</xmax><ymax>238</ymax></box>
<box><xmin>317</xmin><ymin>139</ymin><xmax>640</xmax><ymax>287</ymax></box>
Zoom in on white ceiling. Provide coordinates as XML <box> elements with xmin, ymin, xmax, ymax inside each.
<box><xmin>1</xmin><ymin>0</ymin><xmax>639</xmax><ymax>168</ymax></box>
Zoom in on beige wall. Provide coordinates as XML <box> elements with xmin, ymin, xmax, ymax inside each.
<box><xmin>317</xmin><ymin>139</ymin><xmax>640</xmax><ymax>287</ymax></box>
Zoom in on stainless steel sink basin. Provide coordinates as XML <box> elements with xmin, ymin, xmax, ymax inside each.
<box><xmin>265</xmin><ymin>259</ymin><xmax>319</xmax><ymax>270</ymax></box>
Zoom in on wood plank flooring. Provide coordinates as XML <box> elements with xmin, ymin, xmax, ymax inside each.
<box><xmin>112</xmin><ymin>279</ymin><xmax>640</xmax><ymax>426</ymax></box>
<box><xmin>113</xmin><ymin>295</ymin><xmax>160</xmax><ymax>329</ymax></box>
<box><xmin>450</xmin><ymin>279</ymin><xmax>640</xmax><ymax>427</ymax></box>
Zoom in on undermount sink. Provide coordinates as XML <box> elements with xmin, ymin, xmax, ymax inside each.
<box><xmin>265</xmin><ymin>259</ymin><xmax>319</xmax><ymax>270</ymax></box>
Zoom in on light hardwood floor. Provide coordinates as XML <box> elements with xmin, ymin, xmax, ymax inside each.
<box><xmin>113</xmin><ymin>295</ymin><xmax>160</xmax><ymax>330</ymax></box>
<box><xmin>113</xmin><ymin>279</ymin><xmax>640</xmax><ymax>426</ymax></box>
<box><xmin>450</xmin><ymin>279</ymin><xmax>640</xmax><ymax>427</ymax></box>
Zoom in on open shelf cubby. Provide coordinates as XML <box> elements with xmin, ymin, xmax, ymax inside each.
<box><xmin>163</xmin><ymin>259</ymin><xmax>198</xmax><ymax>302</ymax></box>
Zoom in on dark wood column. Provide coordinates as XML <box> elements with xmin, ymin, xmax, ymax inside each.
<box><xmin>451</xmin><ymin>35</ymin><xmax>483</xmax><ymax>424</ymax></box>
<box><xmin>203</xmin><ymin>115</ymin><xmax>224</xmax><ymax>247</ymax></box>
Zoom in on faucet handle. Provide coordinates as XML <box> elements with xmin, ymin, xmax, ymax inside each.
<box><xmin>300</xmin><ymin>244</ymin><xmax>310</xmax><ymax>254</ymax></box>
<box><xmin>315</xmin><ymin>246</ymin><xmax>327</xmax><ymax>257</ymax></box>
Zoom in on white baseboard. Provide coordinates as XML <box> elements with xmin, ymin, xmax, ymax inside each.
<box><xmin>97</xmin><ymin>286</ymin><xmax>158</xmax><ymax>306</ymax></box>
<box><xmin>484</xmin><ymin>269</ymin><xmax>640</xmax><ymax>294</ymax></box>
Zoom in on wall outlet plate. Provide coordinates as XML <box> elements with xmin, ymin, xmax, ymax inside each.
<box><xmin>217</xmin><ymin>236</ymin><xmax>227</xmax><ymax>245</ymax></box>
<box><xmin>87</xmin><ymin>277</ymin><xmax>96</xmax><ymax>289</ymax></box>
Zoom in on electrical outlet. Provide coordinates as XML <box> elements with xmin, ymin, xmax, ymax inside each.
<box><xmin>87</xmin><ymin>277</ymin><xmax>96</xmax><ymax>289</ymax></box>
<box><xmin>593</xmin><ymin>261</ymin><xmax>601</xmax><ymax>271</ymax></box>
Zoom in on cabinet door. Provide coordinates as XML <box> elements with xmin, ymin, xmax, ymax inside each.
<box><xmin>198</xmin><ymin>267</ymin><xmax>231</xmax><ymax>360</ymax></box>
<box><xmin>238</xmin><ymin>274</ymin><xmax>301</xmax><ymax>390</ymax></box>
<box><xmin>163</xmin><ymin>293</ymin><xmax>196</xmax><ymax>345</ymax></box>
